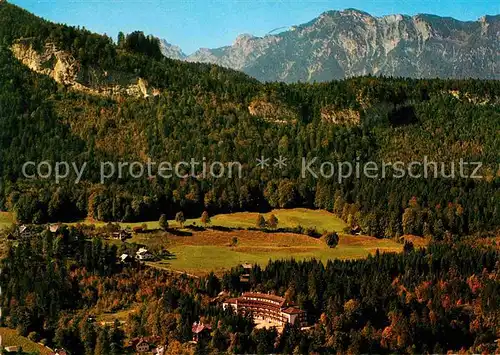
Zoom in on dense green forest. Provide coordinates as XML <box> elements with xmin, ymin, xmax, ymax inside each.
<box><xmin>0</xmin><ymin>1</ymin><xmax>499</xmax><ymax>241</ymax></box>
<box><xmin>1</xmin><ymin>227</ymin><xmax>499</xmax><ymax>354</ymax></box>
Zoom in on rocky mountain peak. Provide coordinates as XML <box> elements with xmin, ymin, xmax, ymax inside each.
<box><xmin>159</xmin><ymin>39</ymin><xmax>186</xmax><ymax>60</ymax></box>
<box><xmin>162</xmin><ymin>9</ymin><xmax>500</xmax><ymax>82</ymax></box>
<box><xmin>234</xmin><ymin>33</ymin><xmax>256</xmax><ymax>46</ymax></box>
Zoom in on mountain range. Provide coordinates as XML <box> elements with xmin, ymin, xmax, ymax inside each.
<box><xmin>160</xmin><ymin>9</ymin><xmax>500</xmax><ymax>82</ymax></box>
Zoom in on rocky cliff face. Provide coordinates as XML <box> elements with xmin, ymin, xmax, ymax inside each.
<box><xmin>11</xmin><ymin>39</ymin><xmax>160</xmax><ymax>98</ymax></box>
<box><xmin>169</xmin><ymin>9</ymin><xmax>500</xmax><ymax>82</ymax></box>
<box><xmin>11</xmin><ymin>40</ymin><xmax>79</xmax><ymax>85</ymax></box>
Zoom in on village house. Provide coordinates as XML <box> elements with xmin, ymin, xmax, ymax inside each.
<box><xmin>120</xmin><ymin>253</ymin><xmax>132</xmax><ymax>263</ymax></box>
<box><xmin>192</xmin><ymin>321</ymin><xmax>212</xmax><ymax>343</ymax></box>
<box><xmin>111</xmin><ymin>230</ymin><xmax>131</xmax><ymax>241</ymax></box>
<box><xmin>240</xmin><ymin>263</ymin><xmax>253</xmax><ymax>283</ymax></box>
<box><xmin>135</xmin><ymin>339</ymin><xmax>150</xmax><ymax>353</ymax></box>
<box><xmin>49</xmin><ymin>349</ymin><xmax>68</xmax><ymax>355</ymax></box>
<box><xmin>136</xmin><ymin>247</ymin><xmax>154</xmax><ymax>260</ymax></box>
<box><xmin>223</xmin><ymin>292</ymin><xmax>307</xmax><ymax>327</ymax></box>
<box><xmin>127</xmin><ymin>336</ymin><xmax>161</xmax><ymax>353</ymax></box>
<box><xmin>18</xmin><ymin>225</ymin><xmax>36</xmax><ymax>238</ymax></box>
<box><xmin>48</xmin><ymin>224</ymin><xmax>60</xmax><ymax>233</ymax></box>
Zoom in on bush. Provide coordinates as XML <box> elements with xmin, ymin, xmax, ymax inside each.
<box><xmin>306</xmin><ymin>227</ymin><xmax>321</xmax><ymax>238</ymax></box>
<box><xmin>324</xmin><ymin>232</ymin><xmax>339</xmax><ymax>248</ymax></box>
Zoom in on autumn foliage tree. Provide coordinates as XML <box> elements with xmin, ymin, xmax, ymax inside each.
<box><xmin>201</xmin><ymin>211</ymin><xmax>211</xmax><ymax>226</ymax></box>
<box><xmin>267</xmin><ymin>214</ymin><xmax>278</xmax><ymax>229</ymax></box>
<box><xmin>256</xmin><ymin>214</ymin><xmax>266</xmax><ymax>228</ymax></box>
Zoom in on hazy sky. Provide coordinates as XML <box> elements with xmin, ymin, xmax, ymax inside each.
<box><xmin>10</xmin><ymin>0</ymin><xmax>500</xmax><ymax>54</ymax></box>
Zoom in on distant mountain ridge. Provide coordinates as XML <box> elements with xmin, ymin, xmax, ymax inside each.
<box><xmin>159</xmin><ymin>39</ymin><xmax>186</xmax><ymax>60</ymax></box>
<box><xmin>162</xmin><ymin>9</ymin><xmax>500</xmax><ymax>82</ymax></box>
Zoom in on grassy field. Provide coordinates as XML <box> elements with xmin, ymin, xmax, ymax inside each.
<box><xmin>96</xmin><ymin>306</ymin><xmax>138</xmax><ymax>325</ymax></box>
<box><xmin>2</xmin><ymin>208</ymin><xmax>418</xmax><ymax>276</ymax></box>
<box><xmin>68</xmin><ymin>208</ymin><xmax>347</xmax><ymax>232</ymax></box>
<box><xmin>207</xmin><ymin>208</ymin><xmax>346</xmax><ymax>232</ymax></box>
<box><xmin>0</xmin><ymin>211</ymin><xmax>13</xmax><ymax>229</ymax></box>
<box><xmin>0</xmin><ymin>327</ymin><xmax>52</xmax><ymax>354</ymax></box>
<box><xmin>134</xmin><ymin>229</ymin><xmax>404</xmax><ymax>275</ymax></box>
<box><xmin>115</xmin><ymin>208</ymin><xmax>400</xmax><ymax>275</ymax></box>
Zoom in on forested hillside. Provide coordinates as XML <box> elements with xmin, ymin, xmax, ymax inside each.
<box><xmin>0</xmin><ymin>2</ymin><xmax>499</xmax><ymax>240</ymax></box>
<box><xmin>1</xmin><ymin>226</ymin><xmax>499</xmax><ymax>354</ymax></box>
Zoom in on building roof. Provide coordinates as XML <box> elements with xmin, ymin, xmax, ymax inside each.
<box><xmin>49</xmin><ymin>224</ymin><xmax>60</xmax><ymax>233</ymax></box>
<box><xmin>192</xmin><ymin>322</ymin><xmax>212</xmax><ymax>334</ymax></box>
<box><xmin>223</xmin><ymin>297</ymin><xmax>239</xmax><ymax>305</ymax></box>
<box><xmin>50</xmin><ymin>350</ymin><xmax>68</xmax><ymax>355</ymax></box>
<box><xmin>242</xmin><ymin>292</ymin><xmax>286</xmax><ymax>305</ymax></box>
<box><xmin>282</xmin><ymin>307</ymin><xmax>304</xmax><ymax>315</ymax></box>
<box><xmin>128</xmin><ymin>336</ymin><xmax>160</xmax><ymax>348</ymax></box>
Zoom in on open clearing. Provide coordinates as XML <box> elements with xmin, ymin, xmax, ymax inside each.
<box><xmin>3</xmin><ymin>208</ymin><xmax>418</xmax><ymax>276</ymax></box>
<box><xmin>96</xmin><ymin>306</ymin><xmax>138</xmax><ymax>325</ymax></box>
<box><xmin>0</xmin><ymin>327</ymin><xmax>52</xmax><ymax>354</ymax></box>
<box><xmin>207</xmin><ymin>208</ymin><xmax>346</xmax><ymax>232</ymax></box>
<box><xmin>133</xmin><ymin>229</ymin><xmax>404</xmax><ymax>275</ymax></box>
<box><xmin>68</xmin><ymin>208</ymin><xmax>347</xmax><ymax>232</ymax></box>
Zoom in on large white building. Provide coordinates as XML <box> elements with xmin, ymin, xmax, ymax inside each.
<box><xmin>223</xmin><ymin>292</ymin><xmax>307</xmax><ymax>327</ymax></box>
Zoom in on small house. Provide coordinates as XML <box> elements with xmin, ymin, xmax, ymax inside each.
<box><xmin>111</xmin><ymin>230</ymin><xmax>131</xmax><ymax>241</ymax></box>
<box><xmin>133</xmin><ymin>226</ymin><xmax>145</xmax><ymax>233</ymax></box>
<box><xmin>49</xmin><ymin>224</ymin><xmax>60</xmax><ymax>233</ymax></box>
<box><xmin>136</xmin><ymin>248</ymin><xmax>154</xmax><ymax>261</ymax></box>
<box><xmin>50</xmin><ymin>349</ymin><xmax>68</xmax><ymax>355</ymax></box>
<box><xmin>281</xmin><ymin>307</ymin><xmax>307</xmax><ymax>326</ymax></box>
<box><xmin>240</xmin><ymin>263</ymin><xmax>253</xmax><ymax>283</ymax></box>
<box><xmin>192</xmin><ymin>321</ymin><xmax>212</xmax><ymax>342</ymax></box>
<box><xmin>136</xmin><ymin>339</ymin><xmax>150</xmax><ymax>353</ymax></box>
<box><xmin>18</xmin><ymin>225</ymin><xmax>35</xmax><ymax>238</ymax></box>
<box><xmin>120</xmin><ymin>253</ymin><xmax>132</xmax><ymax>263</ymax></box>
<box><xmin>241</xmin><ymin>263</ymin><xmax>253</xmax><ymax>272</ymax></box>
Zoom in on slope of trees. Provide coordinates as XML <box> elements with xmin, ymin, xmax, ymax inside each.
<box><xmin>222</xmin><ymin>242</ymin><xmax>500</xmax><ymax>353</ymax></box>
<box><xmin>1</xmin><ymin>227</ymin><xmax>498</xmax><ymax>354</ymax></box>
